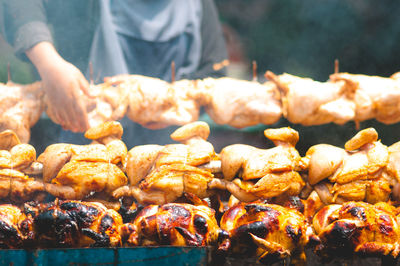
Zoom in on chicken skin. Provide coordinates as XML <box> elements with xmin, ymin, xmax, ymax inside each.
<box><xmin>220</xmin><ymin>127</ymin><xmax>306</xmax><ymax>202</ymax></box>
<box><xmin>25</xmin><ymin>200</ymin><xmax>123</xmax><ymax>248</ymax></box>
<box><xmin>37</xmin><ymin>121</ymin><xmax>128</xmax><ymax>200</ymax></box>
<box><xmin>194</xmin><ymin>77</ymin><xmax>282</xmax><ymax>128</ymax></box>
<box><xmin>106</xmin><ymin>75</ymin><xmax>200</xmax><ymax>129</ymax></box>
<box><xmin>112</xmin><ymin>121</ymin><xmax>224</xmax><ymax>205</ymax></box>
<box><xmin>265</xmin><ymin>71</ymin><xmax>355</xmax><ymax>126</ymax></box>
<box><xmin>121</xmin><ymin>197</ymin><xmax>222</xmax><ymax>246</ymax></box>
<box><xmin>305</xmin><ymin>128</ymin><xmax>391</xmax><ymax>204</ymax></box>
<box><xmin>313</xmin><ymin>201</ymin><xmax>400</xmax><ymax>259</ymax></box>
<box><xmin>0</xmin><ymin>81</ymin><xmax>44</xmax><ymax>143</ymax></box>
<box><xmin>219</xmin><ymin>202</ymin><xmax>312</xmax><ymax>265</ymax></box>
<box><xmin>0</xmin><ymin>204</ymin><xmax>35</xmax><ymax>248</ymax></box>
<box><xmin>330</xmin><ymin>72</ymin><xmax>400</xmax><ymax>124</ymax></box>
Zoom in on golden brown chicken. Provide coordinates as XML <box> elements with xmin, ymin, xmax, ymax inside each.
<box><xmin>38</xmin><ymin>121</ymin><xmax>128</xmax><ymax>200</ymax></box>
<box><xmin>265</xmin><ymin>71</ymin><xmax>355</xmax><ymax>126</ymax></box>
<box><xmin>304</xmin><ymin>128</ymin><xmax>392</xmax><ymax>204</ymax></box>
<box><xmin>0</xmin><ymin>81</ymin><xmax>44</xmax><ymax>143</ymax></box>
<box><xmin>105</xmin><ymin>75</ymin><xmax>201</xmax><ymax>129</ymax></box>
<box><xmin>193</xmin><ymin>77</ymin><xmax>282</xmax><ymax>128</ymax></box>
<box><xmin>219</xmin><ymin>201</ymin><xmax>312</xmax><ymax>265</ymax></box>
<box><xmin>220</xmin><ymin>127</ymin><xmax>306</xmax><ymax>202</ymax></box>
<box><xmin>120</xmin><ymin>195</ymin><xmax>223</xmax><ymax>246</ymax></box>
<box><xmin>313</xmin><ymin>201</ymin><xmax>400</xmax><ymax>259</ymax></box>
<box><xmin>25</xmin><ymin>199</ymin><xmax>123</xmax><ymax>248</ymax></box>
<box><xmin>0</xmin><ymin>204</ymin><xmax>35</xmax><ymax>248</ymax></box>
<box><xmin>112</xmin><ymin>122</ymin><xmax>225</xmax><ymax>205</ymax></box>
<box><xmin>0</xmin><ymin>130</ymin><xmax>45</xmax><ymax>202</ymax></box>
<box><xmin>330</xmin><ymin>72</ymin><xmax>400</xmax><ymax>124</ymax></box>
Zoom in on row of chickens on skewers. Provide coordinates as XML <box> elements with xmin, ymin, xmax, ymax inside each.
<box><xmin>5</xmin><ymin>68</ymin><xmax>400</xmax><ymax>143</ymax></box>
<box><xmin>2</xmin><ymin>120</ymin><xmax>400</xmax><ymax>264</ymax></box>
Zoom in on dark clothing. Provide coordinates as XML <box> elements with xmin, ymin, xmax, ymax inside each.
<box><xmin>2</xmin><ymin>0</ymin><xmax>227</xmax><ymax>80</ymax></box>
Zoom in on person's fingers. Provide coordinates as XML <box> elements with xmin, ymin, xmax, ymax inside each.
<box><xmin>78</xmin><ymin>74</ymin><xmax>93</xmax><ymax>98</ymax></box>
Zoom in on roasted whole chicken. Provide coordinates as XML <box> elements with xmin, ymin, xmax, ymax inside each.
<box><xmin>265</xmin><ymin>71</ymin><xmax>355</xmax><ymax>126</ymax></box>
<box><xmin>194</xmin><ymin>77</ymin><xmax>282</xmax><ymax>128</ymax></box>
<box><xmin>0</xmin><ymin>204</ymin><xmax>34</xmax><ymax>248</ymax></box>
<box><xmin>304</xmin><ymin>128</ymin><xmax>392</xmax><ymax>204</ymax></box>
<box><xmin>106</xmin><ymin>75</ymin><xmax>201</xmax><ymax>129</ymax></box>
<box><xmin>25</xmin><ymin>199</ymin><xmax>123</xmax><ymax>248</ymax></box>
<box><xmin>112</xmin><ymin>122</ymin><xmax>225</xmax><ymax>205</ymax></box>
<box><xmin>121</xmin><ymin>196</ymin><xmax>223</xmax><ymax>246</ymax></box>
<box><xmin>0</xmin><ymin>81</ymin><xmax>44</xmax><ymax>143</ymax></box>
<box><xmin>313</xmin><ymin>201</ymin><xmax>400</xmax><ymax>259</ymax></box>
<box><xmin>220</xmin><ymin>127</ymin><xmax>306</xmax><ymax>202</ymax></box>
<box><xmin>37</xmin><ymin>121</ymin><xmax>127</xmax><ymax>199</ymax></box>
<box><xmin>219</xmin><ymin>201</ymin><xmax>312</xmax><ymax>265</ymax></box>
<box><xmin>0</xmin><ymin>130</ymin><xmax>45</xmax><ymax>202</ymax></box>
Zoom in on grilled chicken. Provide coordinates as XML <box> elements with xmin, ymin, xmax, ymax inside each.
<box><xmin>38</xmin><ymin>121</ymin><xmax>128</xmax><ymax>200</ymax></box>
<box><xmin>220</xmin><ymin>127</ymin><xmax>306</xmax><ymax>202</ymax></box>
<box><xmin>219</xmin><ymin>202</ymin><xmax>311</xmax><ymax>265</ymax></box>
<box><xmin>112</xmin><ymin>122</ymin><xmax>225</xmax><ymax>205</ymax></box>
<box><xmin>105</xmin><ymin>75</ymin><xmax>200</xmax><ymax>129</ymax></box>
<box><xmin>313</xmin><ymin>201</ymin><xmax>400</xmax><ymax>259</ymax></box>
<box><xmin>0</xmin><ymin>130</ymin><xmax>45</xmax><ymax>202</ymax></box>
<box><xmin>45</xmin><ymin>79</ymin><xmax>129</xmax><ymax>132</ymax></box>
<box><xmin>121</xmin><ymin>196</ymin><xmax>222</xmax><ymax>246</ymax></box>
<box><xmin>25</xmin><ymin>200</ymin><xmax>123</xmax><ymax>248</ymax></box>
<box><xmin>330</xmin><ymin>72</ymin><xmax>400</xmax><ymax>124</ymax></box>
<box><xmin>266</xmin><ymin>71</ymin><xmax>355</xmax><ymax>126</ymax></box>
<box><xmin>0</xmin><ymin>204</ymin><xmax>34</xmax><ymax>248</ymax></box>
<box><xmin>0</xmin><ymin>81</ymin><xmax>44</xmax><ymax>143</ymax></box>
<box><xmin>194</xmin><ymin>78</ymin><xmax>282</xmax><ymax>128</ymax></box>
<box><xmin>86</xmin><ymin>80</ymin><xmax>129</xmax><ymax>128</ymax></box>
<box><xmin>305</xmin><ymin>128</ymin><xmax>391</xmax><ymax>204</ymax></box>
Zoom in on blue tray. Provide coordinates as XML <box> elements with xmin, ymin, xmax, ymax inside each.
<box><xmin>0</xmin><ymin>247</ymin><xmax>210</xmax><ymax>266</ymax></box>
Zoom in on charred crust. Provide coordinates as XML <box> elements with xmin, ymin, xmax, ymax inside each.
<box><xmin>163</xmin><ymin>205</ymin><xmax>191</xmax><ymax>219</ymax></box>
<box><xmin>244</xmin><ymin>204</ymin><xmax>272</xmax><ymax>214</ymax></box>
<box><xmin>194</xmin><ymin>215</ymin><xmax>208</xmax><ymax>235</ymax></box>
<box><xmin>235</xmin><ymin>221</ymin><xmax>268</xmax><ymax>241</ymax></box>
<box><xmin>378</xmin><ymin>214</ymin><xmax>394</xmax><ymax>236</ymax></box>
<box><xmin>82</xmin><ymin>228</ymin><xmax>110</xmax><ymax>247</ymax></box>
<box><xmin>60</xmin><ymin>202</ymin><xmax>99</xmax><ymax>227</ymax></box>
<box><xmin>0</xmin><ymin>220</ymin><xmax>22</xmax><ymax>248</ymax></box>
<box><xmin>285</xmin><ymin>225</ymin><xmax>302</xmax><ymax>243</ymax></box>
<box><xmin>347</xmin><ymin>206</ymin><xmax>367</xmax><ymax>221</ymax></box>
<box><xmin>324</xmin><ymin>221</ymin><xmax>359</xmax><ymax>251</ymax></box>
<box><xmin>286</xmin><ymin>196</ymin><xmax>305</xmax><ymax>213</ymax></box>
<box><xmin>99</xmin><ymin>214</ymin><xmax>114</xmax><ymax>233</ymax></box>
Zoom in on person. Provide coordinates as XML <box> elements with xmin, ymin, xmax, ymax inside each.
<box><xmin>2</xmin><ymin>0</ymin><xmax>227</xmax><ymax>147</ymax></box>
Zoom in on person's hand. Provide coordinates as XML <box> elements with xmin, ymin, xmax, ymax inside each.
<box><xmin>26</xmin><ymin>42</ymin><xmax>91</xmax><ymax>132</ymax></box>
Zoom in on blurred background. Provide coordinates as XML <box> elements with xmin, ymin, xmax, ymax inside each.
<box><xmin>2</xmin><ymin>0</ymin><xmax>400</xmax><ymax>153</ymax></box>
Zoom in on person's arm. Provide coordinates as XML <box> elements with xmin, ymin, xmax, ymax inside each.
<box><xmin>4</xmin><ymin>0</ymin><xmax>91</xmax><ymax>132</ymax></box>
<box><xmin>188</xmin><ymin>0</ymin><xmax>228</xmax><ymax>79</ymax></box>
<box><xmin>26</xmin><ymin>42</ymin><xmax>90</xmax><ymax>132</ymax></box>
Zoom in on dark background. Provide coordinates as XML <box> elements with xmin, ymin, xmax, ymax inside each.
<box><xmin>2</xmin><ymin>0</ymin><xmax>400</xmax><ymax>154</ymax></box>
